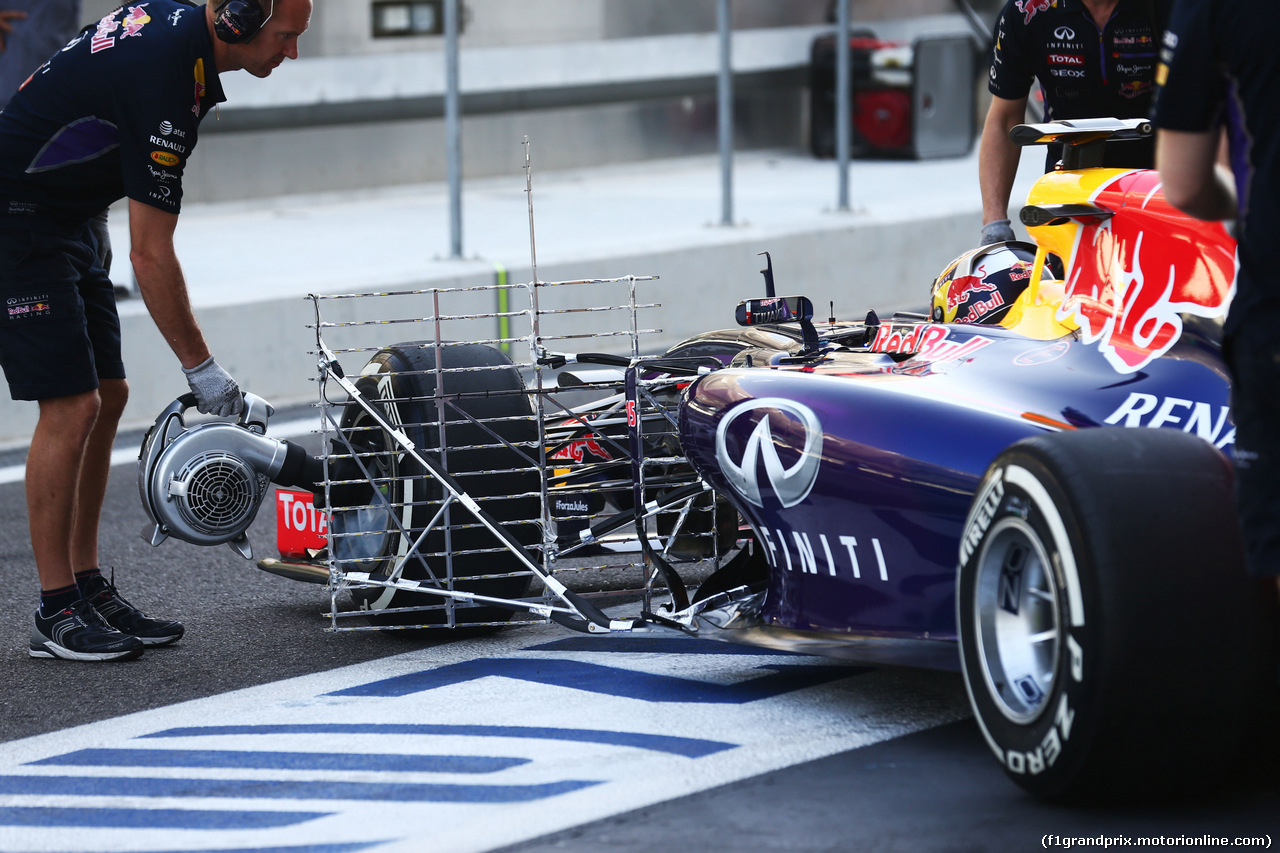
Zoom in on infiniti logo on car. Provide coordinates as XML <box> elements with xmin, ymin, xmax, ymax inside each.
<box><xmin>715</xmin><ymin>398</ymin><xmax>823</xmax><ymax>508</ymax></box>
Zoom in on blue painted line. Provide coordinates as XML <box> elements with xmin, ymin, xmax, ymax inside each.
<box><xmin>328</xmin><ymin>659</ymin><xmax>866</xmax><ymax>702</ymax></box>
<box><xmin>0</xmin><ymin>806</ymin><xmax>328</xmax><ymax>829</ymax></box>
<box><xmin>524</xmin><ymin>636</ymin><xmax>799</xmax><ymax>655</ymax></box>
<box><xmin>140</xmin><ymin>723</ymin><xmax>737</xmax><ymax>758</ymax></box>
<box><xmin>29</xmin><ymin>749</ymin><xmax>527</xmax><ymax>774</ymax></box>
<box><xmin>0</xmin><ymin>775</ymin><xmax>599</xmax><ymax>803</ymax></box>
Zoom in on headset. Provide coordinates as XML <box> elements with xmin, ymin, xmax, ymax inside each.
<box><xmin>212</xmin><ymin>0</ymin><xmax>274</xmax><ymax>44</ymax></box>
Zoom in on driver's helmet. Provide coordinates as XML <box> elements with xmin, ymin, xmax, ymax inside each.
<box><xmin>930</xmin><ymin>241</ymin><xmax>1038</xmax><ymax>325</ymax></box>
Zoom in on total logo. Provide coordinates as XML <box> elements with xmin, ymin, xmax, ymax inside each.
<box><xmin>715</xmin><ymin>398</ymin><xmax>823</xmax><ymax>508</ymax></box>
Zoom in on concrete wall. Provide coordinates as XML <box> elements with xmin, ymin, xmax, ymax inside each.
<box><xmin>0</xmin><ymin>203</ymin><xmax>981</xmax><ymax>446</ymax></box>
<box><xmin>68</xmin><ymin>4</ymin><xmax>989</xmax><ymax>202</ymax></box>
<box><xmin>80</xmin><ymin>0</ymin><xmax>968</xmax><ymax>55</ymax></box>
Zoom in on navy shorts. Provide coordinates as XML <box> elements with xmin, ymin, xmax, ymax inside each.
<box><xmin>0</xmin><ymin>225</ymin><xmax>125</xmax><ymax>401</ymax></box>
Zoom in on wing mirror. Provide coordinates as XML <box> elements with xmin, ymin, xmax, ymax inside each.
<box><xmin>735</xmin><ymin>295</ymin><xmax>813</xmax><ymax>327</ymax></box>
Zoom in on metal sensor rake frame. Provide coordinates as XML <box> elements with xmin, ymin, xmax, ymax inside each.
<box><xmin>301</xmin><ymin>142</ymin><xmax>731</xmax><ymax>634</ymax></box>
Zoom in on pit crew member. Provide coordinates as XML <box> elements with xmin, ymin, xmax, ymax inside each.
<box><xmin>0</xmin><ymin>0</ymin><xmax>311</xmax><ymax>661</ymax></box>
<box><xmin>1154</xmin><ymin>0</ymin><xmax>1280</xmax><ymax>599</ymax></box>
<box><xmin>979</xmin><ymin>0</ymin><xmax>1171</xmax><ymax>245</ymax></box>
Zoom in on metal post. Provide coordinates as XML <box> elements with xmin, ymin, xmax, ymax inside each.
<box><xmin>445</xmin><ymin>0</ymin><xmax>462</xmax><ymax>257</ymax></box>
<box><xmin>835</xmin><ymin>0</ymin><xmax>851</xmax><ymax>212</ymax></box>
<box><xmin>717</xmin><ymin>0</ymin><xmax>733</xmax><ymax>227</ymax></box>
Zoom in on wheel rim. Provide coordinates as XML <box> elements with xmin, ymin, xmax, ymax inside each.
<box><xmin>330</xmin><ymin>408</ymin><xmax>401</xmax><ymax>578</ymax></box>
<box><xmin>973</xmin><ymin>515</ymin><xmax>1061</xmax><ymax>724</ymax></box>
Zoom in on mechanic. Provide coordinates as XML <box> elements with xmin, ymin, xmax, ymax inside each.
<box><xmin>979</xmin><ymin>0</ymin><xmax>1171</xmax><ymax>245</ymax></box>
<box><xmin>0</xmin><ymin>0</ymin><xmax>312</xmax><ymax>661</ymax></box>
<box><xmin>1154</xmin><ymin>0</ymin><xmax>1280</xmax><ymax>599</ymax></box>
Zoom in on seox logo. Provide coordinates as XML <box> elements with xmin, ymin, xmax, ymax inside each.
<box><xmin>1057</xmin><ymin>170</ymin><xmax>1235</xmax><ymax>373</ymax></box>
<box><xmin>714</xmin><ymin>398</ymin><xmax>823</xmax><ymax>508</ymax></box>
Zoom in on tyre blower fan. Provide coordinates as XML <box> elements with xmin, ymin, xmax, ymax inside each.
<box><xmin>138</xmin><ymin>392</ymin><xmax>322</xmax><ymax>559</ymax></box>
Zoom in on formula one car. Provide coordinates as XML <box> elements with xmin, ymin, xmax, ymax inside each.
<box><xmin>138</xmin><ymin>119</ymin><xmax>1274</xmax><ymax>803</ymax></box>
<box><xmin>676</xmin><ymin>119</ymin><xmax>1272</xmax><ymax>802</ymax></box>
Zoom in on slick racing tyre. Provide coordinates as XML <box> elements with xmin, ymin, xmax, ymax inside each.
<box><xmin>957</xmin><ymin>428</ymin><xmax>1273</xmax><ymax>802</ymax></box>
<box><xmin>330</xmin><ymin>342</ymin><xmax>540</xmax><ymax>627</ymax></box>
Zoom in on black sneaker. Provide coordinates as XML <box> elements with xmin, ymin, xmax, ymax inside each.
<box><xmin>30</xmin><ymin>600</ymin><xmax>145</xmax><ymax>661</ymax></box>
<box><xmin>85</xmin><ymin>581</ymin><xmax>185</xmax><ymax>647</ymax></box>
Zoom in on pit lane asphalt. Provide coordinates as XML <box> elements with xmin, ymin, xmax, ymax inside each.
<box><xmin>1</xmin><ymin>425</ymin><xmax>1278</xmax><ymax>849</ymax></box>
<box><xmin>0</xmin><ymin>402</ymin><xmax>655</xmax><ymax>743</ymax></box>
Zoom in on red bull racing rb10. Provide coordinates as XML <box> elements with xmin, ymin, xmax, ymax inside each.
<box><xmin>143</xmin><ymin>119</ymin><xmax>1274</xmax><ymax>804</ymax></box>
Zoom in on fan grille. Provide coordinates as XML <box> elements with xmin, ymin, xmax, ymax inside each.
<box><xmin>175</xmin><ymin>452</ymin><xmax>260</xmax><ymax>536</ymax></box>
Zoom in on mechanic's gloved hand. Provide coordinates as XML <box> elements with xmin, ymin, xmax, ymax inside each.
<box><xmin>183</xmin><ymin>356</ymin><xmax>244</xmax><ymax>416</ymax></box>
<box><xmin>980</xmin><ymin>219</ymin><xmax>1016</xmax><ymax>246</ymax></box>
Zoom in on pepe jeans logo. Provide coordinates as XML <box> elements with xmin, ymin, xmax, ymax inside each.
<box><xmin>715</xmin><ymin>398</ymin><xmax>823</xmax><ymax>508</ymax></box>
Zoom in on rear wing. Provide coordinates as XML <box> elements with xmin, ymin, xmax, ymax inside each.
<box><xmin>1010</xmin><ymin>117</ymin><xmax>1153</xmax><ymax>170</ymax></box>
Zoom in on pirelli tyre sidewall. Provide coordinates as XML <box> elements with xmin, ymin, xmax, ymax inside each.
<box><xmin>957</xmin><ymin>444</ymin><xmax>1097</xmax><ymax>799</ymax></box>
<box><xmin>957</xmin><ymin>428</ymin><xmax>1271</xmax><ymax>803</ymax></box>
<box><xmin>334</xmin><ymin>342</ymin><xmax>539</xmax><ymax>626</ymax></box>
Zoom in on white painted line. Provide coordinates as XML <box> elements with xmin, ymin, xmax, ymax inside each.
<box><xmin>0</xmin><ymin>623</ymin><xmax>970</xmax><ymax>852</ymax></box>
<box><xmin>0</xmin><ymin>417</ymin><xmax>321</xmax><ymax>486</ymax></box>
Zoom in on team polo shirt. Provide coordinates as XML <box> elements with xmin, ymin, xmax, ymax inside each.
<box><xmin>989</xmin><ymin>0</ymin><xmax>1168</xmax><ymax>122</ymax></box>
<box><xmin>1154</xmin><ymin>0</ymin><xmax>1280</xmax><ymax>337</ymax></box>
<box><xmin>0</xmin><ymin>0</ymin><xmax>225</xmax><ymax>231</ymax></box>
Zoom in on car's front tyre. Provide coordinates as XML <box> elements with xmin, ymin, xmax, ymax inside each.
<box><xmin>958</xmin><ymin>428</ymin><xmax>1274</xmax><ymax>802</ymax></box>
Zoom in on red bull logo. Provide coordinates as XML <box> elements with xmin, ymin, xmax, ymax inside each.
<box><xmin>193</xmin><ymin>59</ymin><xmax>207</xmax><ymax>117</ymax></box>
<box><xmin>6</xmin><ymin>302</ymin><xmax>51</xmax><ymax>320</ymax></box>
<box><xmin>870</xmin><ymin>323</ymin><xmax>994</xmax><ymax>362</ymax></box>
<box><xmin>1016</xmin><ymin>0</ymin><xmax>1053</xmax><ymax>24</ymax></box>
<box><xmin>122</xmin><ymin>4</ymin><xmax>151</xmax><ymax>37</ymax></box>
<box><xmin>946</xmin><ymin>265</ymin><xmax>998</xmax><ymax>313</ymax></box>
<box><xmin>550</xmin><ymin>436</ymin><xmax>611</xmax><ymax>464</ymax></box>
<box><xmin>1057</xmin><ymin>170</ymin><xmax>1235</xmax><ymax>374</ymax></box>
<box><xmin>1119</xmin><ymin>80</ymin><xmax>1151</xmax><ymax>99</ymax></box>
<box><xmin>90</xmin><ymin>11</ymin><xmax>120</xmax><ymax>52</ymax></box>
<box><xmin>957</xmin><ymin>292</ymin><xmax>1005</xmax><ymax>324</ymax></box>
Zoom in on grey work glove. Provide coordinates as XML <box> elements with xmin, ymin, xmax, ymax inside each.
<box><xmin>980</xmin><ymin>219</ymin><xmax>1016</xmax><ymax>245</ymax></box>
<box><xmin>183</xmin><ymin>356</ymin><xmax>244</xmax><ymax>416</ymax></box>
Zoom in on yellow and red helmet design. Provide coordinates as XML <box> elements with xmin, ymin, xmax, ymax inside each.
<box><xmin>930</xmin><ymin>242</ymin><xmax>1038</xmax><ymax>325</ymax></box>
